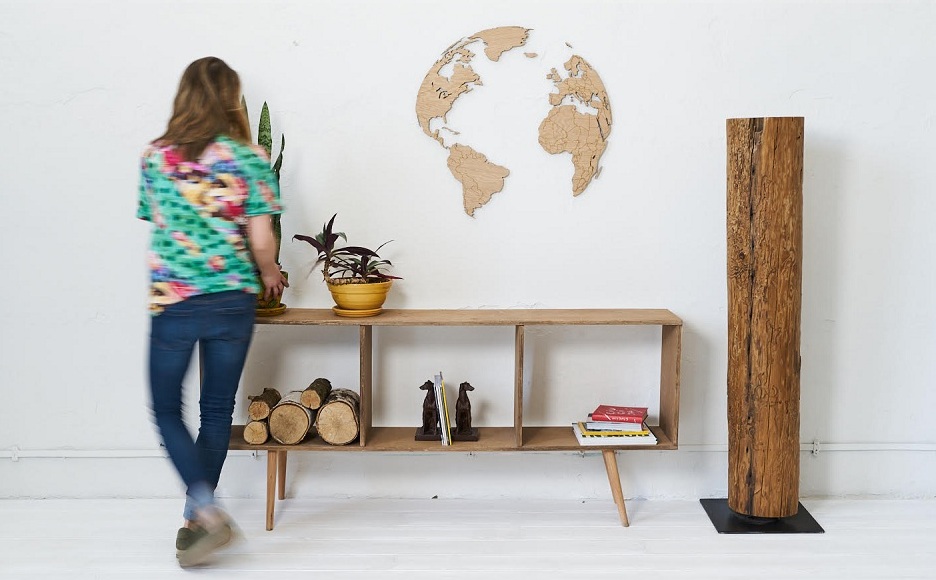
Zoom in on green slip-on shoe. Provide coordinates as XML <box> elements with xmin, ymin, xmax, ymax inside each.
<box><xmin>175</xmin><ymin>527</ymin><xmax>196</xmax><ymax>555</ymax></box>
<box><xmin>176</xmin><ymin>519</ymin><xmax>237</xmax><ymax>568</ymax></box>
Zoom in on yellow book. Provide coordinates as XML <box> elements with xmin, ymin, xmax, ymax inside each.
<box><xmin>576</xmin><ymin>422</ymin><xmax>650</xmax><ymax>437</ymax></box>
<box><xmin>572</xmin><ymin>423</ymin><xmax>657</xmax><ymax>446</ymax></box>
<box><xmin>438</xmin><ymin>373</ymin><xmax>453</xmax><ymax>445</ymax></box>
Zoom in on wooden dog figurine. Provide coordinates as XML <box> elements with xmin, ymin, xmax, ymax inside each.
<box><xmin>414</xmin><ymin>380</ymin><xmax>440</xmax><ymax>440</ymax></box>
<box><xmin>453</xmin><ymin>381</ymin><xmax>479</xmax><ymax>441</ymax></box>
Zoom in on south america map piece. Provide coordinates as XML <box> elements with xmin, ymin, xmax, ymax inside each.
<box><xmin>447</xmin><ymin>144</ymin><xmax>510</xmax><ymax>216</ymax></box>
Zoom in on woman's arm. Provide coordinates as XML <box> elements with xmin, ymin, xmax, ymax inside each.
<box><xmin>247</xmin><ymin>215</ymin><xmax>288</xmax><ymax>300</ymax></box>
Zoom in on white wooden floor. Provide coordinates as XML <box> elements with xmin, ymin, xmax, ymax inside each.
<box><xmin>1</xmin><ymin>498</ymin><xmax>934</xmax><ymax>579</ymax></box>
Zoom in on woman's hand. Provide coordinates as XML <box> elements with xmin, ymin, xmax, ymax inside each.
<box><xmin>260</xmin><ymin>267</ymin><xmax>289</xmax><ymax>300</ymax></box>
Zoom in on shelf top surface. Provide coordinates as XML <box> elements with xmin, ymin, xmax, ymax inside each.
<box><xmin>256</xmin><ymin>308</ymin><xmax>682</xmax><ymax>326</ymax></box>
<box><xmin>230</xmin><ymin>426</ymin><xmax>676</xmax><ymax>452</ymax></box>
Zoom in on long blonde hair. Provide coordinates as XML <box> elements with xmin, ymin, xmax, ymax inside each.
<box><xmin>155</xmin><ymin>57</ymin><xmax>250</xmax><ymax>161</ymax></box>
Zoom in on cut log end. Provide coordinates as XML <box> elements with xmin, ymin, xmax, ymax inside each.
<box><xmin>243</xmin><ymin>420</ymin><xmax>269</xmax><ymax>445</ymax></box>
<box><xmin>300</xmin><ymin>378</ymin><xmax>333</xmax><ymax>410</ymax></box>
<box><xmin>316</xmin><ymin>388</ymin><xmax>360</xmax><ymax>445</ymax></box>
<box><xmin>247</xmin><ymin>388</ymin><xmax>282</xmax><ymax>421</ymax></box>
<box><xmin>269</xmin><ymin>392</ymin><xmax>314</xmax><ymax>445</ymax></box>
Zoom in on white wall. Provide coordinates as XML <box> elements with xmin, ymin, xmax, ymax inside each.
<box><xmin>1</xmin><ymin>0</ymin><xmax>934</xmax><ymax>501</ymax></box>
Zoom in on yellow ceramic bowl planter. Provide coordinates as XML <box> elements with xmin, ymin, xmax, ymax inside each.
<box><xmin>327</xmin><ymin>279</ymin><xmax>392</xmax><ymax>317</ymax></box>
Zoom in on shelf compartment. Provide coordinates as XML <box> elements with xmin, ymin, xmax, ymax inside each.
<box><xmin>520</xmin><ymin>425</ymin><xmax>675</xmax><ymax>451</ymax></box>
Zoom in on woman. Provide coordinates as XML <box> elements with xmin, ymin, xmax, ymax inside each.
<box><xmin>137</xmin><ymin>56</ymin><xmax>287</xmax><ymax>567</ymax></box>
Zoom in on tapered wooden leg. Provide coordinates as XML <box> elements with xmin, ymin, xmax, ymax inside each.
<box><xmin>277</xmin><ymin>451</ymin><xmax>287</xmax><ymax>500</ymax></box>
<box><xmin>602</xmin><ymin>449</ymin><xmax>629</xmax><ymax>527</ymax></box>
<box><xmin>266</xmin><ymin>451</ymin><xmax>277</xmax><ymax>530</ymax></box>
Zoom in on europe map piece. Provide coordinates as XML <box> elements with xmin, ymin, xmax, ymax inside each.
<box><xmin>415</xmin><ymin>26</ymin><xmax>613</xmax><ymax>216</ymax></box>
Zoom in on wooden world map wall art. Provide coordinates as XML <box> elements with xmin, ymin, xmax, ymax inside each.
<box><xmin>415</xmin><ymin>26</ymin><xmax>613</xmax><ymax>216</ymax></box>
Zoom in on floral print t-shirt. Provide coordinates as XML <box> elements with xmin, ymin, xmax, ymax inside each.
<box><xmin>137</xmin><ymin>135</ymin><xmax>282</xmax><ymax>314</ymax></box>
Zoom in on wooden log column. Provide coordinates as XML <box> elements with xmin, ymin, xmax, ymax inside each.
<box><xmin>726</xmin><ymin>117</ymin><xmax>804</xmax><ymax>518</ymax></box>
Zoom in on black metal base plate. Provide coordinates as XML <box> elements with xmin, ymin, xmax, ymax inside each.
<box><xmin>700</xmin><ymin>498</ymin><xmax>824</xmax><ymax>534</ymax></box>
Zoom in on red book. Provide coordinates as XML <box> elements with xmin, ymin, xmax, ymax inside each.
<box><xmin>590</xmin><ymin>405</ymin><xmax>648</xmax><ymax>423</ymax></box>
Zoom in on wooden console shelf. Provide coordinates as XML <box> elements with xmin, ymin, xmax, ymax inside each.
<box><xmin>231</xmin><ymin>308</ymin><xmax>682</xmax><ymax>529</ymax></box>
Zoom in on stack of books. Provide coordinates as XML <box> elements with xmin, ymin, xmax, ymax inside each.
<box><xmin>571</xmin><ymin>404</ymin><xmax>657</xmax><ymax>446</ymax></box>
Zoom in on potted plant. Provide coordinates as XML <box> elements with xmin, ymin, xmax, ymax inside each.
<box><xmin>244</xmin><ymin>99</ymin><xmax>287</xmax><ymax>315</ymax></box>
<box><xmin>293</xmin><ymin>213</ymin><xmax>400</xmax><ymax>317</ymax></box>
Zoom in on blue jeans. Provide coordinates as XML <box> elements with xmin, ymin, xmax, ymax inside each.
<box><xmin>148</xmin><ymin>290</ymin><xmax>255</xmax><ymax>520</ymax></box>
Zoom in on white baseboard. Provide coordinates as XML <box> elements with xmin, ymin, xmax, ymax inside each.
<box><xmin>2</xmin><ymin>449</ymin><xmax>934</xmax><ymax>500</ymax></box>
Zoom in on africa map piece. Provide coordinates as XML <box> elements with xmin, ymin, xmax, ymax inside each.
<box><xmin>447</xmin><ymin>144</ymin><xmax>510</xmax><ymax>216</ymax></box>
<box><xmin>539</xmin><ymin>106</ymin><xmax>608</xmax><ymax>196</ymax></box>
<box><xmin>416</xmin><ymin>27</ymin><xmax>612</xmax><ymax>215</ymax></box>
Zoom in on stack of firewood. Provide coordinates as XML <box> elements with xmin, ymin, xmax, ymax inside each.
<box><xmin>243</xmin><ymin>378</ymin><xmax>361</xmax><ymax>446</ymax></box>
<box><xmin>243</xmin><ymin>387</ymin><xmax>282</xmax><ymax>444</ymax></box>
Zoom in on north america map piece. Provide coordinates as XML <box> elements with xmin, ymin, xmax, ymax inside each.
<box><xmin>416</xmin><ymin>27</ymin><xmax>612</xmax><ymax>216</ymax></box>
<box><xmin>415</xmin><ymin>26</ymin><xmax>529</xmax><ymax>147</ymax></box>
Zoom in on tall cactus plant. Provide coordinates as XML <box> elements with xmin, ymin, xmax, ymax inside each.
<box><xmin>243</xmin><ymin>98</ymin><xmax>286</xmax><ymax>265</ymax></box>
